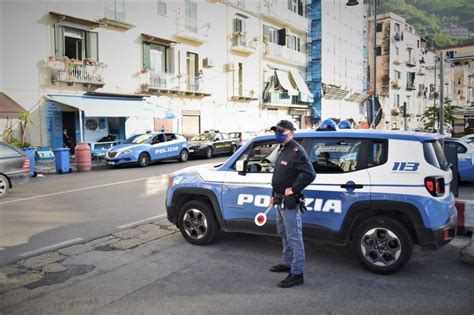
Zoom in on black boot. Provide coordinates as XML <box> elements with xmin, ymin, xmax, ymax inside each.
<box><xmin>269</xmin><ymin>264</ymin><xmax>291</xmax><ymax>273</ymax></box>
<box><xmin>278</xmin><ymin>273</ymin><xmax>304</xmax><ymax>288</ymax></box>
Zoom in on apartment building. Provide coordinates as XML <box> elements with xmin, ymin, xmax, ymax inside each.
<box><xmin>0</xmin><ymin>0</ymin><xmax>312</xmax><ymax>149</ymax></box>
<box><xmin>307</xmin><ymin>0</ymin><xmax>367</xmax><ymax>125</ymax></box>
<box><xmin>369</xmin><ymin>12</ymin><xmax>436</xmax><ymax>130</ymax></box>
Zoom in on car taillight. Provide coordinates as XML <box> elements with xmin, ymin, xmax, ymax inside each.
<box><xmin>22</xmin><ymin>157</ymin><xmax>30</xmax><ymax>171</ymax></box>
<box><xmin>425</xmin><ymin>176</ymin><xmax>445</xmax><ymax>197</ymax></box>
<box><xmin>167</xmin><ymin>176</ymin><xmax>173</xmax><ymax>188</ymax></box>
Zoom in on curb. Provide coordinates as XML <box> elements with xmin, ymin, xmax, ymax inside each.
<box><xmin>455</xmin><ymin>199</ymin><xmax>474</xmax><ymax>235</ymax></box>
<box><xmin>35</xmin><ymin>161</ymin><xmax>106</xmax><ymax>175</ymax></box>
<box><xmin>460</xmin><ymin>234</ymin><xmax>474</xmax><ymax>266</ymax></box>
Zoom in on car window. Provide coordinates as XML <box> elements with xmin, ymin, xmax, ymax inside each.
<box><xmin>457</xmin><ymin>143</ymin><xmax>467</xmax><ymax>154</ymax></box>
<box><xmin>214</xmin><ymin>134</ymin><xmax>222</xmax><ymax>141</ymax></box>
<box><xmin>0</xmin><ymin>144</ymin><xmax>21</xmax><ymax>158</ymax></box>
<box><xmin>125</xmin><ymin>134</ymin><xmax>152</xmax><ymax>144</ymax></box>
<box><xmin>191</xmin><ymin>134</ymin><xmax>213</xmax><ymax>141</ymax></box>
<box><xmin>235</xmin><ymin>141</ymin><xmax>279</xmax><ymax>173</ymax></box>
<box><xmin>165</xmin><ymin>133</ymin><xmax>177</xmax><ymax>141</ymax></box>
<box><xmin>222</xmin><ymin>133</ymin><xmax>229</xmax><ymax>140</ymax></box>
<box><xmin>423</xmin><ymin>140</ymin><xmax>448</xmax><ymax>170</ymax></box>
<box><xmin>308</xmin><ymin>138</ymin><xmax>363</xmax><ymax>173</ymax></box>
<box><xmin>368</xmin><ymin>140</ymin><xmax>388</xmax><ymax>168</ymax></box>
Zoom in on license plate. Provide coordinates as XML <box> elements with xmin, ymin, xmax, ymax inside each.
<box><xmin>107</xmin><ymin>161</ymin><xmax>116</xmax><ymax>165</ymax></box>
<box><xmin>189</xmin><ymin>149</ymin><xmax>194</xmax><ymax>153</ymax></box>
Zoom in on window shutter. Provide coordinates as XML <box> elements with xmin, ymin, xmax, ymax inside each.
<box><xmin>143</xmin><ymin>42</ymin><xmax>151</xmax><ymax>69</ymax></box>
<box><xmin>278</xmin><ymin>28</ymin><xmax>287</xmax><ymax>46</ymax></box>
<box><xmin>166</xmin><ymin>47</ymin><xmax>175</xmax><ymax>73</ymax></box>
<box><xmin>298</xmin><ymin>0</ymin><xmax>303</xmax><ymax>16</ymax></box>
<box><xmin>54</xmin><ymin>24</ymin><xmax>64</xmax><ymax>57</ymax></box>
<box><xmin>86</xmin><ymin>31</ymin><xmax>99</xmax><ymax>61</ymax></box>
<box><xmin>263</xmin><ymin>25</ymin><xmax>269</xmax><ymax>37</ymax></box>
<box><xmin>241</xmin><ymin>19</ymin><xmax>246</xmax><ymax>33</ymax></box>
<box><xmin>288</xmin><ymin>0</ymin><xmax>292</xmax><ymax>10</ymax></box>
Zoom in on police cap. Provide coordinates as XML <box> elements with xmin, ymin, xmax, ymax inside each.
<box><xmin>270</xmin><ymin>120</ymin><xmax>295</xmax><ymax>132</ymax></box>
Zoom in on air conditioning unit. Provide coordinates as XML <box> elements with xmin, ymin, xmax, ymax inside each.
<box><xmin>203</xmin><ymin>57</ymin><xmax>214</xmax><ymax>68</ymax></box>
<box><xmin>226</xmin><ymin>63</ymin><xmax>235</xmax><ymax>71</ymax></box>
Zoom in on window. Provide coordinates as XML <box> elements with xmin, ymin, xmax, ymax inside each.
<box><xmin>423</xmin><ymin>141</ymin><xmax>448</xmax><ymax>170</ymax></box>
<box><xmin>54</xmin><ymin>25</ymin><xmax>99</xmax><ymax>61</ymax></box>
<box><xmin>222</xmin><ymin>133</ymin><xmax>229</xmax><ymax>140</ymax></box>
<box><xmin>233</xmin><ymin>16</ymin><xmax>247</xmax><ymax>46</ymax></box>
<box><xmin>376</xmin><ymin>46</ymin><xmax>382</xmax><ymax>56</ymax></box>
<box><xmin>457</xmin><ymin>143</ymin><xmax>467</xmax><ymax>154</ymax></box>
<box><xmin>143</xmin><ymin>42</ymin><xmax>174</xmax><ymax>74</ymax></box>
<box><xmin>165</xmin><ymin>133</ymin><xmax>177</xmax><ymax>141</ymax></box>
<box><xmin>394</xmin><ymin>70</ymin><xmax>401</xmax><ymax>79</ymax></box>
<box><xmin>307</xmin><ymin>138</ymin><xmax>363</xmax><ymax>173</ymax></box>
<box><xmin>214</xmin><ymin>134</ymin><xmax>223</xmax><ymax>141</ymax></box>
<box><xmin>407</xmin><ymin>72</ymin><xmax>415</xmax><ymax>89</ymax></box>
<box><xmin>287</xmin><ymin>35</ymin><xmax>301</xmax><ymax>52</ymax></box>
<box><xmin>395</xmin><ymin>47</ymin><xmax>399</xmax><ymax>56</ymax></box>
<box><xmin>185</xmin><ymin>0</ymin><xmax>197</xmax><ymax>33</ymax></box>
<box><xmin>368</xmin><ymin>140</ymin><xmax>388</xmax><ymax>168</ymax></box>
<box><xmin>288</xmin><ymin>0</ymin><xmax>298</xmax><ymax>13</ymax></box>
<box><xmin>0</xmin><ymin>144</ymin><xmax>21</xmax><ymax>158</ymax></box>
<box><xmin>235</xmin><ymin>141</ymin><xmax>279</xmax><ymax>173</ymax></box>
<box><xmin>407</xmin><ymin>48</ymin><xmax>413</xmax><ymax>62</ymax></box>
<box><xmin>394</xmin><ymin>23</ymin><xmax>400</xmax><ymax>33</ymax></box>
<box><xmin>158</xmin><ymin>0</ymin><xmax>167</xmax><ymax>15</ymax></box>
<box><xmin>376</xmin><ymin>23</ymin><xmax>383</xmax><ymax>32</ymax></box>
<box><xmin>394</xmin><ymin>94</ymin><xmax>400</xmax><ymax>107</ymax></box>
<box><xmin>263</xmin><ymin>25</ymin><xmax>280</xmax><ymax>44</ymax></box>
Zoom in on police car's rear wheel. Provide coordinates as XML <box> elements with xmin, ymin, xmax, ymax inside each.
<box><xmin>352</xmin><ymin>216</ymin><xmax>413</xmax><ymax>274</ymax></box>
<box><xmin>138</xmin><ymin>153</ymin><xmax>150</xmax><ymax>167</ymax></box>
<box><xmin>178</xmin><ymin>149</ymin><xmax>189</xmax><ymax>162</ymax></box>
<box><xmin>205</xmin><ymin>147</ymin><xmax>213</xmax><ymax>159</ymax></box>
<box><xmin>178</xmin><ymin>200</ymin><xmax>219</xmax><ymax>245</ymax></box>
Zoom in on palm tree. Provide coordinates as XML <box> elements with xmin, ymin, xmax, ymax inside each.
<box><xmin>18</xmin><ymin>111</ymin><xmax>33</xmax><ymax>146</ymax></box>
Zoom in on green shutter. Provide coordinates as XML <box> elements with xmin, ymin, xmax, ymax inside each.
<box><xmin>166</xmin><ymin>47</ymin><xmax>175</xmax><ymax>73</ymax></box>
<box><xmin>54</xmin><ymin>24</ymin><xmax>65</xmax><ymax>57</ymax></box>
<box><xmin>86</xmin><ymin>31</ymin><xmax>99</xmax><ymax>61</ymax></box>
<box><xmin>143</xmin><ymin>42</ymin><xmax>151</xmax><ymax>69</ymax></box>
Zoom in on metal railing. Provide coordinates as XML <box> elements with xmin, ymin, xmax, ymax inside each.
<box><xmin>175</xmin><ymin>14</ymin><xmax>209</xmax><ymax>40</ymax></box>
<box><xmin>232</xmin><ymin>86</ymin><xmax>256</xmax><ymax>99</ymax></box>
<box><xmin>48</xmin><ymin>58</ymin><xmax>106</xmax><ymax>85</ymax></box>
<box><xmin>265</xmin><ymin>42</ymin><xmax>306</xmax><ymax>66</ymax></box>
<box><xmin>261</xmin><ymin>0</ymin><xmax>309</xmax><ymax>32</ymax></box>
<box><xmin>263</xmin><ymin>91</ymin><xmax>310</xmax><ymax>106</ymax></box>
<box><xmin>148</xmin><ymin>72</ymin><xmax>204</xmax><ymax>92</ymax></box>
<box><xmin>105</xmin><ymin>7</ymin><xmax>126</xmax><ymax>22</ymax></box>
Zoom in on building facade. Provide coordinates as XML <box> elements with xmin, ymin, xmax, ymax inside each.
<box><xmin>369</xmin><ymin>13</ymin><xmax>436</xmax><ymax>130</ymax></box>
<box><xmin>307</xmin><ymin>0</ymin><xmax>367</xmax><ymax>125</ymax></box>
<box><xmin>0</xmin><ymin>0</ymin><xmax>312</xmax><ymax>149</ymax></box>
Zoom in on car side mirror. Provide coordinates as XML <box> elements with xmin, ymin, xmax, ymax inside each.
<box><xmin>236</xmin><ymin>160</ymin><xmax>247</xmax><ymax>176</ymax></box>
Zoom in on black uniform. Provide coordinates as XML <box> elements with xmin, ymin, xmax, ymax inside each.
<box><xmin>272</xmin><ymin>139</ymin><xmax>316</xmax><ymax>199</ymax></box>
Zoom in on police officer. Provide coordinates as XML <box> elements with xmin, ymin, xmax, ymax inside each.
<box><xmin>269</xmin><ymin>120</ymin><xmax>316</xmax><ymax>288</ymax></box>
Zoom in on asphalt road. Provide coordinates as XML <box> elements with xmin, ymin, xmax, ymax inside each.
<box><xmin>0</xmin><ymin>157</ymin><xmax>228</xmax><ymax>265</ymax></box>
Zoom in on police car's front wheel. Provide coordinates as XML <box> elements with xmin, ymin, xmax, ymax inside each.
<box><xmin>352</xmin><ymin>216</ymin><xmax>413</xmax><ymax>275</ymax></box>
<box><xmin>138</xmin><ymin>152</ymin><xmax>150</xmax><ymax>167</ymax></box>
<box><xmin>178</xmin><ymin>149</ymin><xmax>189</xmax><ymax>162</ymax></box>
<box><xmin>178</xmin><ymin>200</ymin><xmax>219</xmax><ymax>245</ymax></box>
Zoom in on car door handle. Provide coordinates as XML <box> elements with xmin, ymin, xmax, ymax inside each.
<box><xmin>340</xmin><ymin>183</ymin><xmax>364</xmax><ymax>189</ymax></box>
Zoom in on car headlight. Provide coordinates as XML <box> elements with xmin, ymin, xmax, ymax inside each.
<box><xmin>118</xmin><ymin>149</ymin><xmax>132</xmax><ymax>156</ymax></box>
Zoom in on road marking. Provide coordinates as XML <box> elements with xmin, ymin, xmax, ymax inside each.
<box><xmin>19</xmin><ymin>238</ymin><xmax>84</xmax><ymax>258</ymax></box>
<box><xmin>0</xmin><ymin>177</ymin><xmax>154</xmax><ymax>205</ymax></box>
<box><xmin>117</xmin><ymin>214</ymin><xmax>167</xmax><ymax>229</ymax></box>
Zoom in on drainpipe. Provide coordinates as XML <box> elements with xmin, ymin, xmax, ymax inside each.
<box><xmin>78</xmin><ymin>110</ymin><xmax>84</xmax><ymax>142</ymax></box>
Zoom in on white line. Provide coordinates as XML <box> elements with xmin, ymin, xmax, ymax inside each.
<box><xmin>117</xmin><ymin>214</ymin><xmax>167</xmax><ymax>229</ymax></box>
<box><xmin>19</xmin><ymin>238</ymin><xmax>84</xmax><ymax>258</ymax></box>
<box><xmin>0</xmin><ymin>177</ymin><xmax>153</xmax><ymax>205</ymax></box>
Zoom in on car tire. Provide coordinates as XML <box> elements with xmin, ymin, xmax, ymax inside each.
<box><xmin>230</xmin><ymin>144</ymin><xmax>237</xmax><ymax>155</ymax></box>
<box><xmin>351</xmin><ymin>216</ymin><xmax>413</xmax><ymax>275</ymax></box>
<box><xmin>205</xmin><ymin>147</ymin><xmax>213</xmax><ymax>159</ymax></box>
<box><xmin>0</xmin><ymin>174</ymin><xmax>9</xmax><ymax>199</ymax></box>
<box><xmin>138</xmin><ymin>152</ymin><xmax>150</xmax><ymax>167</ymax></box>
<box><xmin>178</xmin><ymin>149</ymin><xmax>189</xmax><ymax>162</ymax></box>
<box><xmin>178</xmin><ymin>200</ymin><xmax>219</xmax><ymax>245</ymax></box>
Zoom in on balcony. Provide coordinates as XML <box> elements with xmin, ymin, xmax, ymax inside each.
<box><xmin>406</xmin><ymin>58</ymin><xmax>417</xmax><ymax>67</ymax></box>
<box><xmin>263</xmin><ymin>91</ymin><xmax>310</xmax><ymax>108</ymax></box>
<box><xmin>47</xmin><ymin>57</ymin><xmax>106</xmax><ymax>87</ymax></box>
<box><xmin>393</xmin><ymin>58</ymin><xmax>402</xmax><ymax>65</ymax></box>
<box><xmin>392</xmin><ymin>79</ymin><xmax>401</xmax><ymax>89</ymax></box>
<box><xmin>175</xmin><ymin>14</ymin><xmax>209</xmax><ymax>44</ymax></box>
<box><xmin>417</xmin><ymin>67</ymin><xmax>427</xmax><ymax>76</ymax></box>
<box><xmin>98</xmin><ymin>7</ymin><xmax>135</xmax><ymax>30</ymax></box>
<box><xmin>231</xmin><ymin>86</ymin><xmax>257</xmax><ymax>101</ymax></box>
<box><xmin>230</xmin><ymin>34</ymin><xmax>257</xmax><ymax>55</ymax></box>
<box><xmin>261</xmin><ymin>0</ymin><xmax>309</xmax><ymax>33</ymax></box>
<box><xmin>391</xmin><ymin>107</ymin><xmax>400</xmax><ymax>116</ymax></box>
<box><xmin>142</xmin><ymin>72</ymin><xmax>211</xmax><ymax>97</ymax></box>
<box><xmin>406</xmin><ymin>83</ymin><xmax>416</xmax><ymax>90</ymax></box>
<box><xmin>264</xmin><ymin>42</ymin><xmax>306</xmax><ymax>67</ymax></box>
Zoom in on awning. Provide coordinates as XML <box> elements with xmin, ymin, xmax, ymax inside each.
<box><xmin>289</xmin><ymin>69</ymin><xmax>313</xmax><ymax>102</ymax></box>
<box><xmin>0</xmin><ymin>92</ymin><xmax>25</xmax><ymax>119</ymax></box>
<box><xmin>276</xmin><ymin>70</ymin><xmax>298</xmax><ymax>96</ymax></box>
<box><xmin>46</xmin><ymin>94</ymin><xmax>177</xmax><ymax>119</ymax></box>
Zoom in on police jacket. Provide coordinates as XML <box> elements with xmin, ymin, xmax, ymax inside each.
<box><xmin>271</xmin><ymin>139</ymin><xmax>316</xmax><ymax>196</ymax></box>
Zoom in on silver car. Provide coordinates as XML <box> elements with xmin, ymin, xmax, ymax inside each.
<box><xmin>0</xmin><ymin>141</ymin><xmax>30</xmax><ymax>199</ymax></box>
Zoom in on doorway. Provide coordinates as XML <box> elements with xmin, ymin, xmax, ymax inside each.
<box><xmin>62</xmin><ymin>112</ymin><xmax>76</xmax><ymax>151</ymax></box>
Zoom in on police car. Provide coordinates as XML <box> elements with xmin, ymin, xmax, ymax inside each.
<box><xmin>188</xmin><ymin>130</ymin><xmax>238</xmax><ymax>159</ymax></box>
<box><xmin>444</xmin><ymin>138</ymin><xmax>474</xmax><ymax>182</ymax></box>
<box><xmin>165</xmin><ymin>129</ymin><xmax>457</xmax><ymax>274</ymax></box>
<box><xmin>105</xmin><ymin>132</ymin><xmax>188</xmax><ymax>167</ymax></box>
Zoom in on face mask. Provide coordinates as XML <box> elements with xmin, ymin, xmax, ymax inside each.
<box><xmin>275</xmin><ymin>133</ymin><xmax>288</xmax><ymax>143</ymax></box>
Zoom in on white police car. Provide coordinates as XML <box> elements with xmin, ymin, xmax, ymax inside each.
<box><xmin>165</xmin><ymin>129</ymin><xmax>457</xmax><ymax>274</ymax></box>
<box><xmin>444</xmin><ymin>138</ymin><xmax>474</xmax><ymax>182</ymax></box>
<box><xmin>105</xmin><ymin>132</ymin><xmax>188</xmax><ymax>167</ymax></box>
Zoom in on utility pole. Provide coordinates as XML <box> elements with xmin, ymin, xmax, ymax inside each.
<box><xmin>439</xmin><ymin>51</ymin><xmax>445</xmax><ymax>135</ymax></box>
<box><xmin>370</xmin><ymin>0</ymin><xmax>377</xmax><ymax>129</ymax></box>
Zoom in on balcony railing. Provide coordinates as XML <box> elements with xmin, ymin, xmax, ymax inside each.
<box><xmin>143</xmin><ymin>72</ymin><xmax>210</xmax><ymax>96</ymax></box>
<box><xmin>231</xmin><ymin>86</ymin><xmax>257</xmax><ymax>101</ymax></box>
<box><xmin>231</xmin><ymin>34</ymin><xmax>256</xmax><ymax>54</ymax></box>
<box><xmin>261</xmin><ymin>0</ymin><xmax>309</xmax><ymax>33</ymax></box>
<box><xmin>264</xmin><ymin>42</ymin><xmax>306</xmax><ymax>67</ymax></box>
<box><xmin>175</xmin><ymin>14</ymin><xmax>209</xmax><ymax>44</ymax></box>
<box><xmin>105</xmin><ymin>7</ymin><xmax>126</xmax><ymax>22</ymax></box>
<box><xmin>263</xmin><ymin>91</ymin><xmax>310</xmax><ymax>107</ymax></box>
<box><xmin>406</xmin><ymin>83</ymin><xmax>416</xmax><ymax>90</ymax></box>
<box><xmin>47</xmin><ymin>57</ymin><xmax>106</xmax><ymax>86</ymax></box>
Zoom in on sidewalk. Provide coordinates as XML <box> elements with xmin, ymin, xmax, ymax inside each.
<box><xmin>35</xmin><ymin>158</ymin><xmax>106</xmax><ymax>175</ymax></box>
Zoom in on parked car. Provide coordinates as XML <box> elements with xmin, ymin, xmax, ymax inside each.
<box><xmin>460</xmin><ymin>134</ymin><xmax>474</xmax><ymax>145</ymax></box>
<box><xmin>188</xmin><ymin>130</ymin><xmax>238</xmax><ymax>159</ymax></box>
<box><xmin>444</xmin><ymin>138</ymin><xmax>474</xmax><ymax>182</ymax></box>
<box><xmin>228</xmin><ymin>131</ymin><xmax>257</xmax><ymax>148</ymax></box>
<box><xmin>0</xmin><ymin>141</ymin><xmax>31</xmax><ymax>199</ymax></box>
<box><xmin>105</xmin><ymin>132</ymin><xmax>189</xmax><ymax>167</ymax></box>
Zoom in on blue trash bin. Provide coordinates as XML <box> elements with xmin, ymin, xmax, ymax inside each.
<box><xmin>53</xmin><ymin>148</ymin><xmax>71</xmax><ymax>174</ymax></box>
<box><xmin>23</xmin><ymin>147</ymin><xmax>37</xmax><ymax>177</ymax></box>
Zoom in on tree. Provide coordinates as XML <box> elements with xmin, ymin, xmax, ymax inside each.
<box><xmin>18</xmin><ymin>111</ymin><xmax>33</xmax><ymax>146</ymax></box>
<box><xmin>421</xmin><ymin>100</ymin><xmax>461</xmax><ymax>130</ymax></box>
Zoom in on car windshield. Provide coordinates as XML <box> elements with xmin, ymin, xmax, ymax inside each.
<box><xmin>124</xmin><ymin>134</ymin><xmax>153</xmax><ymax>144</ymax></box>
<box><xmin>191</xmin><ymin>134</ymin><xmax>213</xmax><ymax>141</ymax></box>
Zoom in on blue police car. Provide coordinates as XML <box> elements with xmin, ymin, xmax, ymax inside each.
<box><xmin>105</xmin><ymin>132</ymin><xmax>189</xmax><ymax>167</ymax></box>
<box><xmin>165</xmin><ymin>129</ymin><xmax>457</xmax><ymax>274</ymax></box>
<box><xmin>444</xmin><ymin>138</ymin><xmax>474</xmax><ymax>182</ymax></box>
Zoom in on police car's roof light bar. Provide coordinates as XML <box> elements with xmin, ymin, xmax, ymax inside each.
<box><xmin>317</xmin><ymin>119</ymin><xmax>338</xmax><ymax>131</ymax></box>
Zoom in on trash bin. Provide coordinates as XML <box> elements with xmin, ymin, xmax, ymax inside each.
<box><xmin>75</xmin><ymin>142</ymin><xmax>92</xmax><ymax>172</ymax></box>
<box><xmin>22</xmin><ymin>147</ymin><xmax>37</xmax><ymax>177</ymax></box>
<box><xmin>53</xmin><ymin>148</ymin><xmax>71</xmax><ymax>174</ymax></box>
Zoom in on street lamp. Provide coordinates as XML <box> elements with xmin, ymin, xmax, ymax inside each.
<box><xmin>346</xmin><ymin>0</ymin><xmax>377</xmax><ymax>129</ymax></box>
